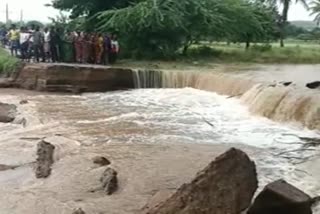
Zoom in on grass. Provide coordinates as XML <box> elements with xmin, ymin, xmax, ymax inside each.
<box><xmin>0</xmin><ymin>48</ymin><xmax>20</xmax><ymax>76</ymax></box>
<box><xmin>187</xmin><ymin>41</ymin><xmax>320</xmax><ymax>64</ymax></box>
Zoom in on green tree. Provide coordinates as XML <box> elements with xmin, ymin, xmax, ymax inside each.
<box><xmin>96</xmin><ymin>0</ymin><xmax>278</xmax><ymax>57</ymax></box>
<box><xmin>26</xmin><ymin>20</ymin><xmax>44</xmax><ymax>28</ymax></box>
<box><xmin>269</xmin><ymin>0</ymin><xmax>309</xmax><ymax>47</ymax></box>
<box><xmin>311</xmin><ymin>0</ymin><xmax>320</xmax><ymax>24</ymax></box>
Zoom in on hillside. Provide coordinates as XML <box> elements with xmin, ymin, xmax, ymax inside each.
<box><xmin>291</xmin><ymin>20</ymin><xmax>318</xmax><ymax>30</ymax></box>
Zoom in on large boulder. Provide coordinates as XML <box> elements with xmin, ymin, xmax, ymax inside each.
<box><xmin>35</xmin><ymin>140</ymin><xmax>55</xmax><ymax>178</ymax></box>
<box><xmin>248</xmin><ymin>179</ymin><xmax>312</xmax><ymax>214</ymax></box>
<box><xmin>144</xmin><ymin>148</ymin><xmax>258</xmax><ymax>214</ymax></box>
<box><xmin>0</xmin><ymin>102</ymin><xmax>17</xmax><ymax>123</ymax></box>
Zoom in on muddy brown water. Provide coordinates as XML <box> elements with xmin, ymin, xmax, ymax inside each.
<box><xmin>0</xmin><ymin>63</ymin><xmax>319</xmax><ymax>214</ymax></box>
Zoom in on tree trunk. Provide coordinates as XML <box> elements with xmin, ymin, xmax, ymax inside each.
<box><xmin>280</xmin><ymin>0</ymin><xmax>290</xmax><ymax>48</ymax></box>
<box><xmin>245</xmin><ymin>40</ymin><xmax>250</xmax><ymax>50</ymax></box>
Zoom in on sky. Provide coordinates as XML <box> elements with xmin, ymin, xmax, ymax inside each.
<box><xmin>0</xmin><ymin>0</ymin><xmax>315</xmax><ymax>23</ymax></box>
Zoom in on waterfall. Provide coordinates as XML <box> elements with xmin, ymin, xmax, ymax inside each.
<box><xmin>133</xmin><ymin>70</ymin><xmax>163</xmax><ymax>88</ymax></box>
<box><xmin>132</xmin><ymin>69</ymin><xmax>320</xmax><ymax>130</ymax></box>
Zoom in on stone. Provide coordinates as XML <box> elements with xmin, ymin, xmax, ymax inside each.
<box><xmin>0</xmin><ymin>164</ymin><xmax>17</xmax><ymax>171</ymax></box>
<box><xmin>19</xmin><ymin>100</ymin><xmax>28</xmax><ymax>105</ymax></box>
<box><xmin>0</xmin><ymin>102</ymin><xmax>17</xmax><ymax>123</ymax></box>
<box><xmin>72</xmin><ymin>208</ymin><xmax>86</xmax><ymax>214</ymax></box>
<box><xmin>144</xmin><ymin>148</ymin><xmax>258</xmax><ymax>214</ymax></box>
<box><xmin>93</xmin><ymin>156</ymin><xmax>111</xmax><ymax>166</ymax></box>
<box><xmin>281</xmin><ymin>82</ymin><xmax>292</xmax><ymax>87</ymax></box>
<box><xmin>248</xmin><ymin>179</ymin><xmax>312</xmax><ymax>214</ymax></box>
<box><xmin>306</xmin><ymin>81</ymin><xmax>320</xmax><ymax>89</ymax></box>
<box><xmin>142</xmin><ymin>190</ymin><xmax>176</xmax><ymax>212</ymax></box>
<box><xmin>35</xmin><ymin>140</ymin><xmax>55</xmax><ymax>178</ymax></box>
<box><xmin>100</xmin><ymin>167</ymin><xmax>118</xmax><ymax>195</ymax></box>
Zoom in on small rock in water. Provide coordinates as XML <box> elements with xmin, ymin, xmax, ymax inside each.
<box><xmin>281</xmin><ymin>82</ymin><xmax>292</xmax><ymax>87</ymax></box>
<box><xmin>93</xmin><ymin>156</ymin><xmax>111</xmax><ymax>166</ymax></box>
<box><xmin>248</xmin><ymin>179</ymin><xmax>312</xmax><ymax>214</ymax></box>
<box><xmin>72</xmin><ymin>208</ymin><xmax>86</xmax><ymax>214</ymax></box>
<box><xmin>0</xmin><ymin>164</ymin><xmax>17</xmax><ymax>171</ymax></box>
<box><xmin>100</xmin><ymin>167</ymin><xmax>118</xmax><ymax>195</ymax></box>
<box><xmin>0</xmin><ymin>102</ymin><xmax>17</xmax><ymax>123</ymax></box>
<box><xmin>35</xmin><ymin>140</ymin><xmax>55</xmax><ymax>178</ymax></box>
<box><xmin>306</xmin><ymin>81</ymin><xmax>320</xmax><ymax>89</ymax></box>
<box><xmin>19</xmin><ymin>100</ymin><xmax>29</xmax><ymax>105</ymax></box>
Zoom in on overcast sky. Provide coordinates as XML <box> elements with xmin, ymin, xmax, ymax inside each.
<box><xmin>0</xmin><ymin>0</ymin><xmax>315</xmax><ymax>23</ymax></box>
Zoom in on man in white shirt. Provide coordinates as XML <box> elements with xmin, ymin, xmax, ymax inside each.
<box><xmin>43</xmin><ymin>28</ymin><xmax>51</xmax><ymax>61</ymax></box>
<box><xmin>19</xmin><ymin>27</ymin><xmax>31</xmax><ymax>61</ymax></box>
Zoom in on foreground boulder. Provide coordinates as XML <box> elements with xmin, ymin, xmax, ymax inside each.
<box><xmin>100</xmin><ymin>167</ymin><xmax>118</xmax><ymax>195</ymax></box>
<box><xmin>144</xmin><ymin>148</ymin><xmax>258</xmax><ymax>214</ymax></box>
<box><xmin>35</xmin><ymin>140</ymin><xmax>55</xmax><ymax>178</ymax></box>
<box><xmin>0</xmin><ymin>102</ymin><xmax>17</xmax><ymax>123</ymax></box>
<box><xmin>306</xmin><ymin>81</ymin><xmax>320</xmax><ymax>89</ymax></box>
<box><xmin>248</xmin><ymin>179</ymin><xmax>312</xmax><ymax>214</ymax></box>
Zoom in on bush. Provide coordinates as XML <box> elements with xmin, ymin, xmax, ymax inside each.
<box><xmin>188</xmin><ymin>46</ymin><xmax>223</xmax><ymax>58</ymax></box>
<box><xmin>0</xmin><ymin>49</ymin><xmax>20</xmax><ymax>75</ymax></box>
<box><xmin>251</xmin><ymin>44</ymin><xmax>272</xmax><ymax>52</ymax></box>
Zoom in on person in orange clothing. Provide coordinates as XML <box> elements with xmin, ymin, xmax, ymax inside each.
<box><xmin>95</xmin><ymin>33</ymin><xmax>104</xmax><ymax>64</ymax></box>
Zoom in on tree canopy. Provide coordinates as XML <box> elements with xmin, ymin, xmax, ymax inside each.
<box><xmin>52</xmin><ymin>0</ymin><xmax>280</xmax><ymax>58</ymax></box>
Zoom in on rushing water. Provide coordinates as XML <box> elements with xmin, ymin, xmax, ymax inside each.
<box><xmin>0</xmin><ymin>88</ymin><xmax>320</xmax><ymax>213</ymax></box>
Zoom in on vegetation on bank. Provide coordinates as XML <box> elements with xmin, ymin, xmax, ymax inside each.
<box><xmin>0</xmin><ymin>49</ymin><xmax>20</xmax><ymax>75</ymax></box>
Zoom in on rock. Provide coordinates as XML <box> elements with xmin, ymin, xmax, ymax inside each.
<box><xmin>72</xmin><ymin>208</ymin><xmax>86</xmax><ymax>214</ymax></box>
<box><xmin>144</xmin><ymin>148</ymin><xmax>258</xmax><ymax>214</ymax></box>
<box><xmin>306</xmin><ymin>81</ymin><xmax>320</xmax><ymax>89</ymax></box>
<box><xmin>100</xmin><ymin>167</ymin><xmax>118</xmax><ymax>195</ymax></box>
<box><xmin>35</xmin><ymin>140</ymin><xmax>55</xmax><ymax>178</ymax></box>
<box><xmin>143</xmin><ymin>190</ymin><xmax>176</xmax><ymax>212</ymax></box>
<box><xmin>93</xmin><ymin>156</ymin><xmax>111</xmax><ymax>166</ymax></box>
<box><xmin>248</xmin><ymin>179</ymin><xmax>312</xmax><ymax>214</ymax></box>
<box><xmin>0</xmin><ymin>164</ymin><xmax>18</xmax><ymax>171</ymax></box>
<box><xmin>0</xmin><ymin>102</ymin><xmax>17</xmax><ymax>123</ymax></box>
<box><xmin>19</xmin><ymin>100</ymin><xmax>28</xmax><ymax>105</ymax></box>
<box><xmin>281</xmin><ymin>82</ymin><xmax>292</xmax><ymax>87</ymax></box>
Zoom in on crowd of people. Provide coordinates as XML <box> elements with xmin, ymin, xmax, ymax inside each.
<box><xmin>0</xmin><ymin>24</ymin><xmax>120</xmax><ymax>65</ymax></box>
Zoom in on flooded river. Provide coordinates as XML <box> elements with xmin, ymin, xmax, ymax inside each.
<box><xmin>0</xmin><ymin>87</ymin><xmax>319</xmax><ymax>213</ymax></box>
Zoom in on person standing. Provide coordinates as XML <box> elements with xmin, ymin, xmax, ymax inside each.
<box><xmin>7</xmin><ymin>24</ymin><xmax>20</xmax><ymax>57</ymax></box>
<box><xmin>109</xmin><ymin>34</ymin><xmax>120</xmax><ymax>64</ymax></box>
<box><xmin>43</xmin><ymin>28</ymin><xmax>51</xmax><ymax>62</ymax></box>
<box><xmin>0</xmin><ymin>27</ymin><xmax>7</xmax><ymax>47</ymax></box>
<box><xmin>19</xmin><ymin>27</ymin><xmax>31</xmax><ymax>61</ymax></box>
<box><xmin>95</xmin><ymin>33</ymin><xmax>104</xmax><ymax>64</ymax></box>
<box><xmin>49</xmin><ymin>27</ymin><xmax>61</xmax><ymax>63</ymax></box>
<box><xmin>33</xmin><ymin>26</ymin><xmax>45</xmax><ymax>62</ymax></box>
<box><xmin>74</xmin><ymin>32</ymin><xmax>84</xmax><ymax>63</ymax></box>
<box><xmin>103</xmin><ymin>33</ymin><xmax>111</xmax><ymax>65</ymax></box>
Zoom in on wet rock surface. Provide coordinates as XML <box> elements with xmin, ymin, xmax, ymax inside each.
<box><xmin>0</xmin><ymin>102</ymin><xmax>17</xmax><ymax>123</ymax></box>
<box><xmin>72</xmin><ymin>208</ymin><xmax>86</xmax><ymax>214</ymax></box>
<box><xmin>306</xmin><ymin>81</ymin><xmax>320</xmax><ymax>89</ymax></box>
<box><xmin>35</xmin><ymin>140</ymin><xmax>55</xmax><ymax>178</ymax></box>
<box><xmin>93</xmin><ymin>156</ymin><xmax>111</xmax><ymax>166</ymax></box>
<box><xmin>248</xmin><ymin>179</ymin><xmax>312</xmax><ymax>214</ymax></box>
<box><xmin>0</xmin><ymin>164</ymin><xmax>18</xmax><ymax>171</ymax></box>
<box><xmin>100</xmin><ymin>167</ymin><xmax>118</xmax><ymax>195</ymax></box>
<box><xmin>144</xmin><ymin>148</ymin><xmax>258</xmax><ymax>214</ymax></box>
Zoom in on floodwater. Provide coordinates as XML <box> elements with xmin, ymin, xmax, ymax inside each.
<box><xmin>0</xmin><ymin>87</ymin><xmax>320</xmax><ymax>213</ymax></box>
<box><xmin>234</xmin><ymin>64</ymin><xmax>320</xmax><ymax>87</ymax></box>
